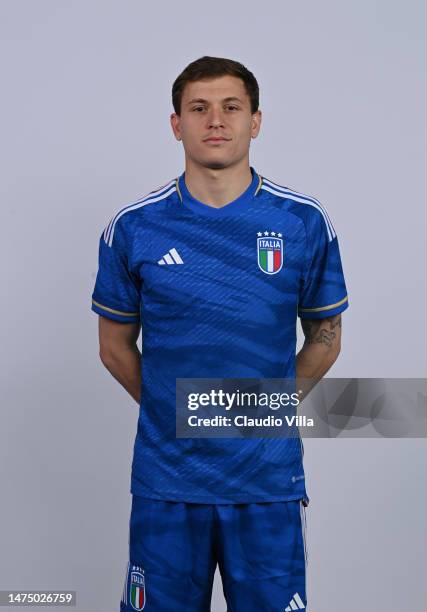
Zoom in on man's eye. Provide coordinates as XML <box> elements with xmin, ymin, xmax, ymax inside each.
<box><xmin>191</xmin><ymin>106</ymin><xmax>239</xmax><ymax>112</ymax></box>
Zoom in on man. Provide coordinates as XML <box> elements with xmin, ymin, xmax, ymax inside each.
<box><xmin>91</xmin><ymin>56</ymin><xmax>348</xmax><ymax>611</ymax></box>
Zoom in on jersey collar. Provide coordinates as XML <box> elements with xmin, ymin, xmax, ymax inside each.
<box><xmin>176</xmin><ymin>166</ymin><xmax>262</xmax><ymax>217</ymax></box>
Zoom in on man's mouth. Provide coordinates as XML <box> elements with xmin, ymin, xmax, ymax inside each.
<box><xmin>204</xmin><ymin>137</ymin><xmax>230</xmax><ymax>143</ymax></box>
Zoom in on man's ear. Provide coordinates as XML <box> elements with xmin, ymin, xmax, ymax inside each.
<box><xmin>251</xmin><ymin>109</ymin><xmax>262</xmax><ymax>138</ymax></box>
<box><xmin>170</xmin><ymin>113</ymin><xmax>182</xmax><ymax>141</ymax></box>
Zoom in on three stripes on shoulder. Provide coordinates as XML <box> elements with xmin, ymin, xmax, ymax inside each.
<box><xmin>261</xmin><ymin>178</ymin><xmax>336</xmax><ymax>243</ymax></box>
<box><xmin>103</xmin><ymin>179</ymin><xmax>177</xmax><ymax>248</ymax></box>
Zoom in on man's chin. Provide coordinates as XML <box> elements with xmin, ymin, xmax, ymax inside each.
<box><xmin>189</xmin><ymin>152</ymin><xmax>240</xmax><ymax>171</ymax></box>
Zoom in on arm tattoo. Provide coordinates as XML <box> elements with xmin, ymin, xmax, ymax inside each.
<box><xmin>301</xmin><ymin>314</ymin><xmax>342</xmax><ymax>347</ymax></box>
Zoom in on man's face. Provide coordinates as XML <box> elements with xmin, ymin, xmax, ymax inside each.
<box><xmin>171</xmin><ymin>75</ymin><xmax>261</xmax><ymax>170</ymax></box>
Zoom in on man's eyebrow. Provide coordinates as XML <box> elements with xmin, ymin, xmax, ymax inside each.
<box><xmin>186</xmin><ymin>96</ymin><xmax>244</xmax><ymax>106</ymax></box>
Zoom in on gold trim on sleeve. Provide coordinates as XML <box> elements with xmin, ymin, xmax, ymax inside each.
<box><xmin>175</xmin><ymin>178</ymin><xmax>183</xmax><ymax>203</ymax></box>
<box><xmin>298</xmin><ymin>295</ymin><xmax>348</xmax><ymax>313</ymax></box>
<box><xmin>254</xmin><ymin>174</ymin><xmax>263</xmax><ymax>196</ymax></box>
<box><xmin>92</xmin><ymin>299</ymin><xmax>139</xmax><ymax>317</ymax></box>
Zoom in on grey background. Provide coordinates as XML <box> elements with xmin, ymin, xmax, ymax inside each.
<box><xmin>1</xmin><ymin>1</ymin><xmax>426</xmax><ymax>610</ymax></box>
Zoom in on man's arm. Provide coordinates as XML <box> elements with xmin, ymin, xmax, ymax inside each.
<box><xmin>296</xmin><ymin>313</ymin><xmax>342</xmax><ymax>399</ymax></box>
<box><xmin>98</xmin><ymin>316</ymin><xmax>142</xmax><ymax>405</ymax></box>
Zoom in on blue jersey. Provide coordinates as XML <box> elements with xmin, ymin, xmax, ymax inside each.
<box><xmin>91</xmin><ymin>166</ymin><xmax>349</xmax><ymax>504</ymax></box>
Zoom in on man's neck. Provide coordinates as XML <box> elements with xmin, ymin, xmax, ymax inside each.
<box><xmin>183</xmin><ymin>160</ymin><xmax>253</xmax><ymax>209</ymax></box>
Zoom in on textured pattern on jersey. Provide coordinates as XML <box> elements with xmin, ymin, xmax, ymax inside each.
<box><xmin>91</xmin><ymin>167</ymin><xmax>349</xmax><ymax>503</ymax></box>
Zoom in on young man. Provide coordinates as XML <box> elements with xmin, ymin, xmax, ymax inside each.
<box><xmin>91</xmin><ymin>56</ymin><xmax>349</xmax><ymax>611</ymax></box>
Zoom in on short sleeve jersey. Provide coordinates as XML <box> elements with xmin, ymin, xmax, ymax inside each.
<box><xmin>91</xmin><ymin>167</ymin><xmax>349</xmax><ymax>504</ymax></box>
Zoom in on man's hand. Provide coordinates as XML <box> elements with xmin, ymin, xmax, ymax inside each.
<box><xmin>296</xmin><ymin>314</ymin><xmax>342</xmax><ymax>399</ymax></box>
<box><xmin>98</xmin><ymin>316</ymin><xmax>142</xmax><ymax>405</ymax></box>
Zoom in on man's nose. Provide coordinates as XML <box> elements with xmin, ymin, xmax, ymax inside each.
<box><xmin>207</xmin><ymin>107</ymin><xmax>225</xmax><ymax>127</ymax></box>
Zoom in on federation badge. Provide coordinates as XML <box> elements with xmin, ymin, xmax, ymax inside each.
<box><xmin>257</xmin><ymin>231</ymin><xmax>283</xmax><ymax>275</ymax></box>
<box><xmin>130</xmin><ymin>566</ymin><xmax>145</xmax><ymax>610</ymax></box>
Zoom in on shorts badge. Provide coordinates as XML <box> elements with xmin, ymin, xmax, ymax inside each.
<box><xmin>130</xmin><ymin>566</ymin><xmax>145</xmax><ymax>610</ymax></box>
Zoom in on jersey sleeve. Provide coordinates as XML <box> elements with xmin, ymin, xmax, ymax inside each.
<box><xmin>298</xmin><ymin>209</ymin><xmax>349</xmax><ymax>319</ymax></box>
<box><xmin>91</xmin><ymin>219</ymin><xmax>141</xmax><ymax>323</ymax></box>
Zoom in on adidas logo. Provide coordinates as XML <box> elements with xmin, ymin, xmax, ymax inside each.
<box><xmin>285</xmin><ymin>592</ymin><xmax>305</xmax><ymax>610</ymax></box>
<box><xmin>157</xmin><ymin>248</ymin><xmax>184</xmax><ymax>265</ymax></box>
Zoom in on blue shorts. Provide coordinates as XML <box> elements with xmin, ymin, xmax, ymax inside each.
<box><xmin>120</xmin><ymin>495</ymin><xmax>308</xmax><ymax>612</ymax></box>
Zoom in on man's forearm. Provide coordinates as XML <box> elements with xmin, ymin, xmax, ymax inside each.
<box><xmin>296</xmin><ymin>344</ymin><xmax>338</xmax><ymax>398</ymax></box>
<box><xmin>296</xmin><ymin>315</ymin><xmax>342</xmax><ymax>399</ymax></box>
<box><xmin>100</xmin><ymin>344</ymin><xmax>142</xmax><ymax>405</ymax></box>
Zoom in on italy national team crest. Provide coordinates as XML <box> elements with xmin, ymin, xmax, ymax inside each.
<box><xmin>130</xmin><ymin>566</ymin><xmax>145</xmax><ymax>610</ymax></box>
<box><xmin>257</xmin><ymin>231</ymin><xmax>283</xmax><ymax>275</ymax></box>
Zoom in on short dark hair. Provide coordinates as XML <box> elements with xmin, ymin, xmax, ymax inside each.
<box><xmin>172</xmin><ymin>56</ymin><xmax>259</xmax><ymax>116</ymax></box>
